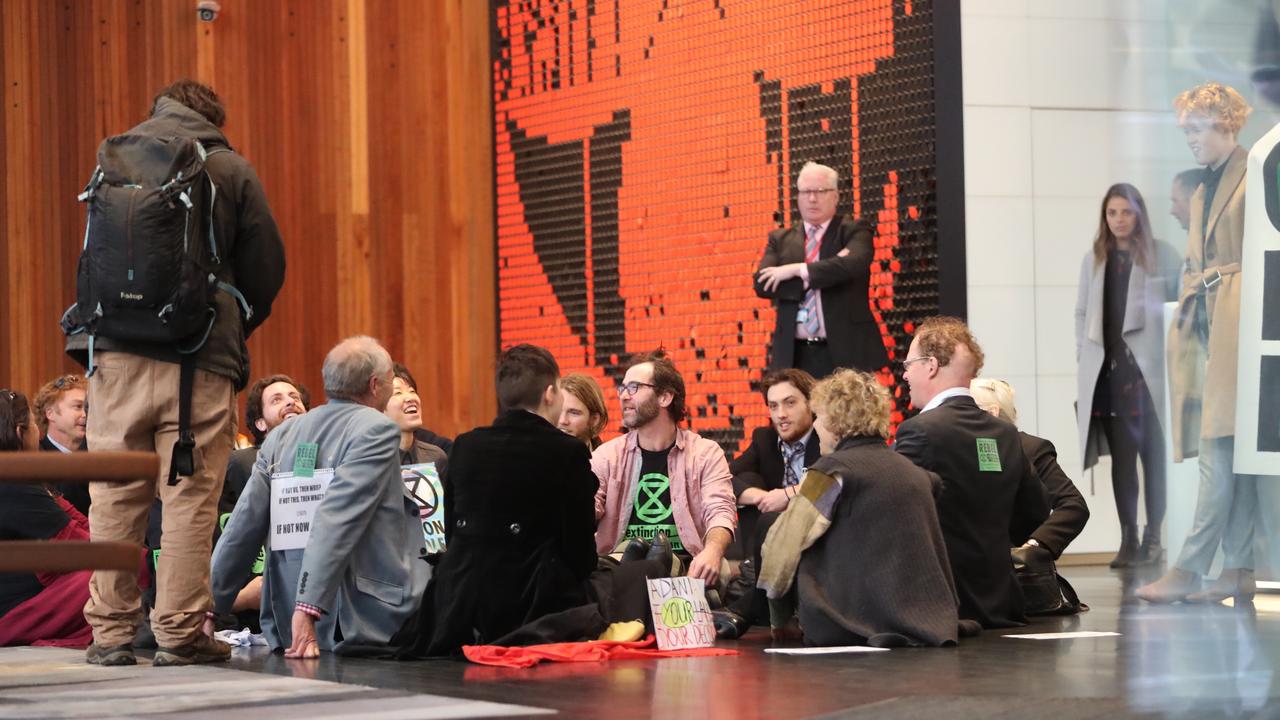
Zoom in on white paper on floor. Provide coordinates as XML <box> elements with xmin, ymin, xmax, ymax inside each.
<box><xmin>764</xmin><ymin>646</ymin><xmax>890</xmax><ymax>655</ymax></box>
<box><xmin>1002</xmin><ymin>631</ymin><xmax>1121</xmax><ymax>640</ymax></box>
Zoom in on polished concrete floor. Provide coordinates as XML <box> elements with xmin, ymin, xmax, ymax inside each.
<box><xmin>191</xmin><ymin>566</ymin><xmax>1280</xmax><ymax>719</ymax></box>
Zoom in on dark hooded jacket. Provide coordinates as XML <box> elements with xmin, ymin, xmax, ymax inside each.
<box><xmin>65</xmin><ymin>97</ymin><xmax>285</xmax><ymax>389</ymax></box>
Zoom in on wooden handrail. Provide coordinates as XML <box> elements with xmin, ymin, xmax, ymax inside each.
<box><xmin>0</xmin><ymin>451</ymin><xmax>158</xmax><ymax>484</ymax></box>
<box><xmin>0</xmin><ymin>541</ymin><xmax>142</xmax><ymax>572</ymax></box>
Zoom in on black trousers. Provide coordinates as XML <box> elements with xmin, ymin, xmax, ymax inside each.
<box><xmin>794</xmin><ymin>340</ymin><xmax>835</xmax><ymax>379</ymax></box>
<box><xmin>1094</xmin><ymin>386</ymin><xmax>1166</xmax><ymax>530</ymax></box>
<box><xmin>728</xmin><ymin>510</ymin><xmax>781</xmax><ymax>624</ymax></box>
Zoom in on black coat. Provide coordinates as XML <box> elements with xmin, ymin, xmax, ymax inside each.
<box><xmin>425</xmin><ymin>410</ymin><xmax>599</xmax><ymax>655</ymax></box>
<box><xmin>894</xmin><ymin>395</ymin><xmax>1049</xmax><ymax>628</ymax></box>
<box><xmin>755</xmin><ymin>215</ymin><xmax>888</xmax><ymax>372</ymax></box>
<box><xmin>730</xmin><ymin>425</ymin><xmax>822</xmax><ymax>497</ymax></box>
<box><xmin>799</xmin><ymin>436</ymin><xmax>960</xmax><ymax>647</ymax></box>
<box><xmin>38</xmin><ymin>436</ymin><xmax>91</xmax><ymax>516</ymax></box>
<box><xmin>1019</xmin><ymin>432</ymin><xmax>1089</xmax><ymax>558</ymax></box>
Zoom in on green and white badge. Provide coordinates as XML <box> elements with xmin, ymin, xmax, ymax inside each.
<box><xmin>975</xmin><ymin>438</ymin><xmax>1002</xmax><ymax>472</ymax></box>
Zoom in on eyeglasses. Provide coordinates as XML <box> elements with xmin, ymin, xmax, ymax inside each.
<box><xmin>798</xmin><ymin>188</ymin><xmax>836</xmax><ymax>199</ymax></box>
<box><xmin>900</xmin><ymin>356</ymin><xmax>934</xmax><ymax>371</ymax></box>
<box><xmin>617</xmin><ymin>381</ymin><xmax>656</xmax><ymax>397</ymax></box>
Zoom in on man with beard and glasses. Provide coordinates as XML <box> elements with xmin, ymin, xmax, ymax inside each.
<box><xmin>592</xmin><ymin>350</ymin><xmax>737</xmax><ymax>589</ymax></box>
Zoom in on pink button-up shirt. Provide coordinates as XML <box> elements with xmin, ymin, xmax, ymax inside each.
<box><xmin>591</xmin><ymin>427</ymin><xmax>737</xmax><ymax>555</ymax></box>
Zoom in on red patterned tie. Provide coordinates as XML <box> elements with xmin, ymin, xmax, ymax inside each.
<box><xmin>800</xmin><ymin>225</ymin><xmax>821</xmax><ymax>335</ymax></box>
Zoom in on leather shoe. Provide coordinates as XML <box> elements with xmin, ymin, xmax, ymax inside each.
<box><xmin>1185</xmin><ymin>568</ymin><xmax>1255</xmax><ymax>604</ymax></box>
<box><xmin>620</xmin><ymin>537</ymin><xmax>651</xmax><ymax>563</ymax></box>
<box><xmin>1135</xmin><ymin>568</ymin><xmax>1200</xmax><ymax>603</ymax></box>
<box><xmin>647</xmin><ymin>531</ymin><xmax>673</xmax><ymax>571</ymax></box>
<box><xmin>770</xmin><ymin>618</ymin><xmax>803</xmax><ymax>643</ymax></box>
<box><xmin>712</xmin><ymin>610</ymin><xmax>749</xmax><ymax>639</ymax></box>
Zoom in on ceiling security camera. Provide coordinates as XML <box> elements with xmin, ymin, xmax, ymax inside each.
<box><xmin>197</xmin><ymin>0</ymin><xmax>221</xmax><ymax>22</ymax></box>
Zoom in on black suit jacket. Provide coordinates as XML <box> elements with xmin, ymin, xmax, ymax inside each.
<box><xmin>39</xmin><ymin>435</ymin><xmax>91</xmax><ymax>516</ymax></box>
<box><xmin>894</xmin><ymin>395</ymin><xmax>1049</xmax><ymax>628</ymax></box>
<box><xmin>1018</xmin><ymin>432</ymin><xmax>1089</xmax><ymax>558</ymax></box>
<box><xmin>730</xmin><ymin>425</ymin><xmax>822</xmax><ymax>498</ymax></box>
<box><xmin>755</xmin><ymin>214</ymin><xmax>888</xmax><ymax>372</ymax></box>
<box><xmin>426</xmin><ymin>409</ymin><xmax>599</xmax><ymax>654</ymax></box>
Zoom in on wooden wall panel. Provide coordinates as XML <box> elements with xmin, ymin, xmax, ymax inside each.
<box><xmin>0</xmin><ymin>0</ymin><xmax>496</xmax><ymax>437</ymax></box>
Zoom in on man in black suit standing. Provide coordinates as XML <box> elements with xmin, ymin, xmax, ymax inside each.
<box><xmin>755</xmin><ymin>161</ymin><xmax>888</xmax><ymax>379</ymax></box>
<box><xmin>717</xmin><ymin>368</ymin><xmax>821</xmax><ymax>637</ymax></box>
<box><xmin>894</xmin><ymin>317</ymin><xmax>1049</xmax><ymax>629</ymax></box>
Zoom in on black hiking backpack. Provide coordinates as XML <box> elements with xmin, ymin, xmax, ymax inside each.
<box><xmin>62</xmin><ymin>120</ymin><xmax>251</xmax><ymax>484</ymax></box>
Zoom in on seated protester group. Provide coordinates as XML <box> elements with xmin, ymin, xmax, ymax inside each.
<box><xmin>970</xmin><ymin>379</ymin><xmax>1090</xmax><ymax>559</ymax></box>
<box><xmin>719</xmin><ymin>369</ymin><xmax>821</xmax><ymax>637</ymax></box>
<box><xmin>558</xmin><ymin>373</ymin><xmax>609</xmax><ymax>450</ymax></box>
<box><xmin>758</xmin><ymin>370</ymin><xmax>961</xmax><ymax>648</ymax></box>
<box><xmin>210</xmin><ymin>336</ymin><xmax>429</xmax><ymax>657</ymax></box>
<box><xmin>387</xmin><ymin>364</ymin><xmax>448</xmax><ymax>473</ymax></box>
<box><xmin>0</xmin><ymin>390</ymin><xmax>94</xmax><ymax>648</ymax></box>
<box><xmin>33</xmin><ymin>374</ymin><xmax>91</xmax><ymax>515</ymax></box>
<box><xmin>421</xmin><ymin>345</ymin><xmax>667</xmax><ymax>656</ymax></box>
<box><xmin>592</xmin><ymin>350</ymin><xmax>738</xmax><ymax>587</ymax></box>
<box><xmin>213</xmin><ymin>374</ymin><xmax>311</xmax><ymax>633</ymax></box>
<box><xmin>395</xmin><ymin>364</ymin><xmax>454</xmax><ymax>455</ymax></box>
<box><xmin>894</xmin><ymin>317</ymin><xmax>1050</xmax><ymax>629</ymax></box>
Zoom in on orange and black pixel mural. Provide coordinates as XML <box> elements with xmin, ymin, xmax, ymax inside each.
<box><xmin>494</xmin><ymin>0</ymin><xmax>961</xmax><ymax>456</ymax></box>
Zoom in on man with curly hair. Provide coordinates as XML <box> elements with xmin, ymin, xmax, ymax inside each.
<box><xmin>32</xmin><ymin>374</ymin><xmax>91</xmax><ymax>515</ymax></box>
<box><xmin>1138</xmin><ymin>83</ymin><xmax>1266</xmax><ymax>605</ymax></box>
<box><xmin>894</xmin><ymin>317</ymin><xmax>1048</xmax><ymax>629</ymax></box>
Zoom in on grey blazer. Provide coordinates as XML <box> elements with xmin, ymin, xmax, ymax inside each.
<box><xmin>211</xmin><ymin>399</ymin><xmax>430</xmax><ymax>652</ymax></box>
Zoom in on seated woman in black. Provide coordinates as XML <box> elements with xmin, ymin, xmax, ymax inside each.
<box><xmin>970</xmin><ymin>378</ymin><xmax>1090</xmax><ymax>558</ymax></box>
<box><xmin>0</xmin><ymin>389</ymin><xmax>95</xmax><ymax>648</ymax></box>
<box><xmin>759</xmin><ymin>370</ymin><xmax>961</xmax><ymax>648</ymax></box>
<box><xmin>415</xmin><ymin>345</ymin><xmax>665</xmax><ymax>656</ymax></box>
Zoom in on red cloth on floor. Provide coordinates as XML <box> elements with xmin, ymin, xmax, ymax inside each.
<box><xmin>462</xmin><ymin>634</ymin><xmax>738</xmax><ymax>668</ymax></box>
<box><xmin>0</xmin><ymin>568</ymin><xmax>94</xmax><ymax>648</ymax></box>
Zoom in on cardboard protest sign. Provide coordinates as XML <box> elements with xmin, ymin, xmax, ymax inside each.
<box><xmin>402</xmin><ymin>463</ymin><xmax>446</xmax><ymax>553</ymax></box>
<box><xmin>646</xmin><ymin>576</ymin><xmax>716</xmax><ymax>650</ymax></box>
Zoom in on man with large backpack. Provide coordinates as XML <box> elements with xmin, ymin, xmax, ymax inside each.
<box><xmin>63</xmin><ymin>80</ymin><xmax>285</xmax><ymax>667</ymax></box>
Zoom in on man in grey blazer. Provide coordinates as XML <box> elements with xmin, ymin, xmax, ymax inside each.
<box><xmin>209</xmin><ymin>336</ymin><xmax>430</xmax><ymax>657</ymax></box>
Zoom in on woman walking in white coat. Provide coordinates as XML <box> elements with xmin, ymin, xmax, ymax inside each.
<box><xmin>1075</xmin><ymin>183</ymin><xmax>1180</xmax><ymax>568</ymax></box>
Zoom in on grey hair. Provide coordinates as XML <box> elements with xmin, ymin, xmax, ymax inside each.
<box><xmin>797</xmin><ymin>161</ymin><xmax>838</xmax><ymax>188</ymax></box>
<box><xmin>970</xmin><ymin>378</ymin><xmax>1017</xmax><ymax>425</ymax></box>
<box><xmin>323</xmin><ymin>335</ymin><xmax>393</xmax><ymax>400</ymax></box>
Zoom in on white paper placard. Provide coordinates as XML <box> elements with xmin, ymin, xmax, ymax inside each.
<box><xmin>1003</xmin><ymin>631</ymin><xmax>1120</xmax><ymax>640</ymax></box>
<box><xmin>646</xmin><ymin>576</ymin><xmax>716</xmax><ymax>650</ymax></box>
<box><xmin>401</xmin><ymin>462</ymin><xmax>445</xmax><ymax>553</ymax></box>
<box><xmin>764</xmin><ymin>646</ymin><xmax>889</xmax><ymax>655</ymax></box>
<box><xmin>269</xmin><ymin>469</ymin><xmax>334</xmax><ymax>551</ymax></box>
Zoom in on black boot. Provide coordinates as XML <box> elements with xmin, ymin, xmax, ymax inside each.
<box><xmin>620</xmin><ymin>537</ymin><xmax>651</xmax><ymax>563</ymax></box>
<box><xmin>1137</xmin><ymin>525</ymin><xmax>1164</xmax><ymax>566</ymax></box>
<box><xmin>1110</xmin><ymin>524</ymin><xmax>1140</xmax><ymax>568</ymax></box>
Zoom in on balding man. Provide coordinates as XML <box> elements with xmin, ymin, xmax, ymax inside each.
<box><xmin>894</xmin><ymin>317</ymin><xmax>1049</xmax><ymax>629</ymax></box>
<box><xmin>755</xmin><ymin>161</ymin><xmax>888</xmax><ymax>379</ymax></box>
<box><xmin>210</xmin><ymin>336</ymin><xmax>429</xmax><ymax>657</ymax></box>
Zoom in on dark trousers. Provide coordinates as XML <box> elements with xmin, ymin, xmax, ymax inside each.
<box><xmin>728</xmin><ymin>510</ymin><xmax>781</xmax><ymax>624</ymax></box>
<box><xmin>1096</xmin><ymin>390</ymin><xmax>1166</xmax><ymax>529</ymax></box>
<box><xmin>794</xmin><ymin>340</ymin><xmax>835</xmax><ymax>379</ymax></box>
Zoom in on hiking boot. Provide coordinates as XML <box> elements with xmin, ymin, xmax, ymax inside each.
<box><xmin>86</xmin><ymin>643</ymin><xmax>136</xmax><ymax>666</ymax></box>
<box><xmin>152</xmin><ymin>634</ymin><xmax>231</xmax><ymax>667</ymax></box>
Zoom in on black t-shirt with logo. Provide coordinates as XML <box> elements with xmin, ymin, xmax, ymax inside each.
<box><xmin>625</xmin><ymin>444</ymin><xmax>684</xmax><ymax>552</ymax></box>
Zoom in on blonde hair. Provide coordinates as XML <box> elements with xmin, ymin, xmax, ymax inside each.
<box><xmin>970</xmin><ymin>378</ymin><xmax>1017</xmax><ymax>425</ymax></box>
<box><xmin>810</xmin><ymin>369</ymin><xmax>891</xmax><ymax>441</ymax></box>
<box><xmin>560</xmin><ymin>373</ymin><xmax>609</xmax><ymax>441</ymax></box>
<box><xmin>1174</xmin><ymin>82</ymin><xmax>1252</xmax><ymax>135</ymax></box>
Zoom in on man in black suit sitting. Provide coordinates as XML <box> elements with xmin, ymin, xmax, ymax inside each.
<box><xmin>717</xmin><ymin>369</ymin><xmax>821</xmax><ymax>637</ymax></box>
<box><xmin>894</xmin><ymin>317</ymin><xmax>1049</xmax><ymax>629</ymax></box>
